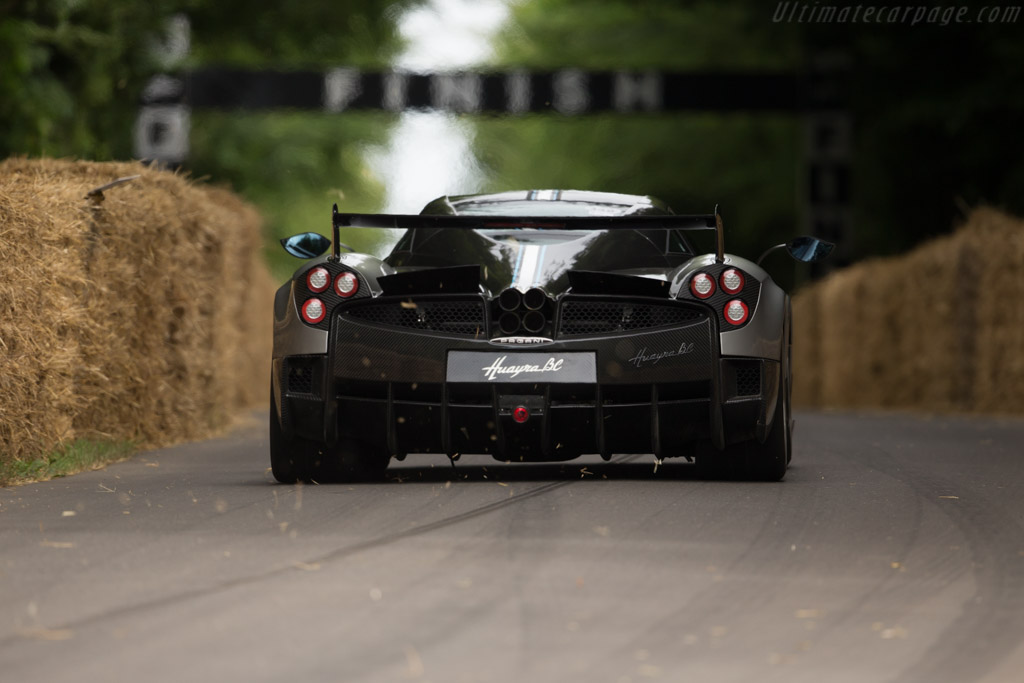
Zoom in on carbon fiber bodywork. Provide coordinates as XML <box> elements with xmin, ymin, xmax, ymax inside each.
<box><xmin>272</xmin><ymin>190</ymin><xmax>790</xmax><ymax>465</ymax></box>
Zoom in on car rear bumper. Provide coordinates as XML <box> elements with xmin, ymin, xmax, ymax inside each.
<box><xmin>273</xmin><ymin>301</ymin><xmax>781</xmax><ymax>460</ymax></box>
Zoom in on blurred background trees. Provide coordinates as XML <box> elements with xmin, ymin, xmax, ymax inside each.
<box><xmin>2</xmin><ymin>0</ymin><xmax>1023</xmax><ymax>280</ymax></box>
<box><xmin>0</xmin><ymin>0</ymin><xmax>417</xmax><ymax>277</ymax></box>
<box><xmin>476</xmin><ymin>0</ymin><xmax>1024</xmax><ymax>278</ymax></box>
<box><xmin>473</xmin><ymin>0</ymin><xmax>803</xmax><ymax>278</ymax></box>
<box><xmin>0</xmin><ymin>0</ymin><xmax>178</xmax><ymax>160</ymax></box>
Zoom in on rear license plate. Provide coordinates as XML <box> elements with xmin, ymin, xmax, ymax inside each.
<box><xmin>447</xmin><ymin>351</ymin><xmax>596</xmax><ymax>383</ymax></box>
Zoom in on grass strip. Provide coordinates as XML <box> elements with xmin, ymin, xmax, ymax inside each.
<box><xmin>0</xmin><ymin>439</ymin><xmax>136</xmax><ymax>487</ymax></box>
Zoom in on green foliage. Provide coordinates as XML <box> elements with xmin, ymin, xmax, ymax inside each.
<box><xmin>180</xmin><ymin>1</ymin><xmax>420</xmax><ymax>278</ymax></box>
<box><xmin>0</xmin><ymin>439</ymin><xmax>136</xmax><ymax>486</ymax></box>
<box><xmin>189</xmin><ymin>110</ymin><xmax>399</xmax><ymax>280</ymax></box>
<box><xmin>0</xmin><ymin>0</ymin><xmax>179</xmax><ymax>159</ymax></box>
<box><xmin>0</xmin><ymin>0</ymin><xmax>420</xmax><ymax>280</ymax></box>
<box><xmin>474</xmin><ymin>114</ymin><xmax>799</xmax><ymax>258</ymax></box>
<box><xmin>0</xmin><ymin>1</ymin><xmax>415</xmax><ymax>160</ymax></box>
<box><xmin>493</xmin><ymin>0</ymin><xmax>800</xmax><ymax>70</ymax></box>
<box><xmin>477</xmin><ymin>0</ymin><xmax>803</xmax><ymax>283</ymax></box>
<box><xmin>817</xmin><ymin>15</ymin><xmax>1024</xmax><ymax>256</ymax></box>
<box><xmin>481</xmin><ymin>0</ymin><xmax>1024</xmax><ymax>266</ymax></box>
<box><xmin>185</xmin><ymin>0</ymin><xmax>409</xmax><ymax>68</ymax></box>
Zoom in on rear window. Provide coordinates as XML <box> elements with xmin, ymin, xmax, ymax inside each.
<box><xmin>456</xmin><ymin>200</ymin><xmax>631</xmax><ymax>217</ymax></box>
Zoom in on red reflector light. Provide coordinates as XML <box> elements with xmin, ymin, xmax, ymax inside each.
<box><xmin>334</xmin><ymin>272</ymin><xmax>359</xmax><ymax>297</ymax></box>
<box><xmin>512</xmin><ymin>406</ymin><xmax>530</xmax><ymax>423</ymax></box>
<box><xmin>301</xmin><ymin>298</ymin><xmax>326</xmax><ymax>324</ymax></box>
<box><xmin>690</xmin><ymin>272</ymin><xmax>715</xmax><ymax>299</ymax></box>
<box><xmin>306</xmin><ymin>267</ymin><xmax>330</xmax><ymax>293</ymax></box>
<box><xmin>720</xmin><ymin>268</ymin><xmax>744</xmax><ymax>294</ymax></box>
<box><xmin>724</xmin><ymin>299</ymin><xmax>749</xmax><ymax>325</ymax></box>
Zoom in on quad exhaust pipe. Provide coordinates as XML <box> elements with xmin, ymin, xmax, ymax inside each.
<box><xmin>523</xmin><ymin>287</ymin><xmax>546</xmax><ymax>310</ymax></box>
<box><xmin>522</xmin><ymin>310</ymin><xmax>545</xmax><ymax>333</ymax></box>
<box><xmin>499</xmin><ymin>312</ymin><xmax>522</xmax><ymax>335</ymax></box>
<box><xmin>498</xmin><ymin>288</ymin><xmax>521</xmax><ymax>311</ymax></box>
<box><xmin>494</xmin><ymin>287</ymin><xmax>550</xmax><ymax>335</ymax></box>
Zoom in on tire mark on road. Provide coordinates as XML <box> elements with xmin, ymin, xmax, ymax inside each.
<box><xmin>874</xmin><ymin>466</ymin><xmax>1024</xmax><ymax>683</ymax></box>
<box><xmin>835</xmin><ymin>435</ymin><xmax>1024</xmax><ymax>683</ymax></box>
<box><xmin>0</xmin><ymin>455</ymin><xmax>641</xmax><ymax>644</ymax></box>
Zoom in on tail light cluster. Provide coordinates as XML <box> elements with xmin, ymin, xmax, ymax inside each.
<box><xmin>686</xmin><ymin>267</ymin><xmax>753</xmax><ymax>326</ymax></box>
<box><xmin>306</xmin><ymin>267</ymin><xmax>330</xmax><ymax>293</ymax></box>
<box><xmin>334</xmin><ymin>272</ymin><xmax>359</xmax><ymax>297</ymax></box>
<box><xmin>299</xmin><ymin>266</ymin><xmax>362</xmax><ymax>326</ymax></box>
<box><xmin>301</xmin><ymin>298</ymin><xmax>326</xmax><ymax>324</ymax></box>
<box><xmin>689</xmin><ymin>273</ymin><xmax>715</xmax><ymax>299</ymax></box>
<box><xmin>724</xmin><ymin>299</ymin><xmax>749</xmax><ymax>325</ymax></box>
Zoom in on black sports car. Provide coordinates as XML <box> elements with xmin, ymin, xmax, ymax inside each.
<box><xmin>270</xmin><ymin>190</ymin><xmax>831</xmax><ymax>482</ymax></box>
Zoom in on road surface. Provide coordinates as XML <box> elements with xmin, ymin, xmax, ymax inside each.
<box><xmin>2</xmin><ymin>410</ymin><xmax>1024</xmax><ymax>683</ymax></box>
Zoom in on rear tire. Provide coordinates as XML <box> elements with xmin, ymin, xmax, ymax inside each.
<box><xmin>698</xmin><ymin>303</ymin><xmax>792</xmax><ymax>482</ymax></box>
<box><xmin>271</xmin><ymin>387</ymin><xmax>389</xmax><ymax>483</ymax></box>
<box><xmin>270</xmin><ymin>386</ymin><xmax>319</xmax><ymax>483</ymax></box>
<box><xmin>740</xmin><ymin>378</ymin><xmax>790</xmax><ymax>481</ymax></box>
<box><xmin>695</xmin><ymin>379</ymin><xmax>790</xmax><ymax>482</ymax></box>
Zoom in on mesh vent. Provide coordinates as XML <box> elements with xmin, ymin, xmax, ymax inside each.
<box><xmin>346</xmin><ymin>299</ymin><xmax>485</xmax><ymax>336</ymax></box>
<box><xmin>287</xmin><ymin>359</ymin><xmax>316</xmax><ymax>395</ymax></box>
<box><xmin>560</xmin><ymin>300</ymin><xmax>704</xmax><ymax>336</ymax></box>
<box><xmin>735</xmin><ymin>363</ymin><xmax>761</xmax><ymax>397</ymax></box>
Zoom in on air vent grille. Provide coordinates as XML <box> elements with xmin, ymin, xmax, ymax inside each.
<box><xmin>559</xmin><ymin>300</ymin><xmax>704</xmax><ymax>336</ymax></box>
<box><xmin>345</xmin><ymin>299</ymin><xmax>485</xmax><ymax>337</ymax></box>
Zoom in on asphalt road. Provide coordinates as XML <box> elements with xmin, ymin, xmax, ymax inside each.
<box><xmin>2</xmin><ymin>411</ymin><xmax>1024</xmax><ymax>683</ymax></box>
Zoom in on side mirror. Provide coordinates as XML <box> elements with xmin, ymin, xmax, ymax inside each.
<box><xmin>786</xmin><ymin>236</ymin><xmax>834</xmax><ymax>263</ymax></box>
<box><xmin>757</xmin><ymin>236</ymin><xmax>835</xmax><ymax>266</ymax></box>
<box><xmin>280</xmin><ymin>232</ymin><xmax>331</xmax><ymax>259</ymax></box>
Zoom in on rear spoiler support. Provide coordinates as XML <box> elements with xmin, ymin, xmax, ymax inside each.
<box><xmin>331</xmin><ymin>203</ymin><xmax>725</xmax><ymax>262</ymax></box>
<box><xmin>714</xmin><ymin>204</ymin><xmax>724</xmax><ymax>264</ymax></box>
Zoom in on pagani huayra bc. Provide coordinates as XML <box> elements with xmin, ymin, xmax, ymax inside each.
<box><xmin>271</xmin><ymin>191</ymin><xmax>832</xmax><ymax>482</ymax></box>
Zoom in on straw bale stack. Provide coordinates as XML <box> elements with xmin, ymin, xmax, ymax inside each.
<box><xmin>793</xmin><ymin>207</ymin><xmax>1024</xmax><ymax>415</ymax></box>
<box><xmin>0</xmin><ymin>158</ymin><xmax>274</xmax><ymax>465</ymax></box>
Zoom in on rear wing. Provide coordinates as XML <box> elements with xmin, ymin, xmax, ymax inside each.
<box><xmin>331</xmin><ymin>204</ymin><xmax>726</xmax><ymax>263</ymax></box>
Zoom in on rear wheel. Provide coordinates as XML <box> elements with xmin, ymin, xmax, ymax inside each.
<box><xmin>694</xmin><ymin>385</ymin><xmax>789</xmax><ymax>482</ymax></box>
<box><xmin>270</xmin><ymin>383</ymin><xmax>390</xmax><ymax>483</ymax></box>
<box><xmin>739</xmin><ymin>377</ymin><xmax>790</xmax><ymax>481</ymax></box>
<box><xmin>270</xmin><ymin>386</ymin><xmax>319</xmax><ymax>483</ymax></box>
<box><xmin>698</xmin><ymin>303</ymin><xmax>792</xmax><ymax>481</ymax></box>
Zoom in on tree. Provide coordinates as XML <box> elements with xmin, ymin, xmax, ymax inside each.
<box><xmin>475</xmin><ymin>0</ymin><xmax>1024</xmax><ymax>267</ymax></box>
<box><xmin>0</xmin><ymin>0</ymin><xmax>180</xmax><ymax>159</ymax></box>
<box><xmin>0</xmin><ymin>0</ymin><xmax>421</xmax><ymax>278</ymax></box>
<box><xmin>473</xmin><ymin>0</ymin><xmax>805</xmax><ymax>282</ymax></box>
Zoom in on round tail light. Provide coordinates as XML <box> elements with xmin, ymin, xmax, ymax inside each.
<box><xmin>334</xmin><ymin>272</ymin><xmax>359</xmax><ymax>297</ymax></box>
<box><xmin>512</xmin><ymin>406</ymin><xmax>530</xmax><ymax>423</ymax></box>
<box><xmin>306</xmin><ymin>267</ymin><xmax>330</xmax><ymax>293</ymax></box>
<box><xmin>301</xmin><ymin>298</ymin><xmax>326</xmax><ymax>324</ymax></box>
<box><xmin>724</xmin><ymin>300</ymin><xmax>749</xmax><ymax>325</ymax></box>
<box><xmin>721</xmin><ymin>268</ymin><xmax>745</xmax><ymax>294</ymax></box>
<box><xmin>690</xmin><ymin>272</ymin><xmax>715</xmax><ymax>299</ymax></box>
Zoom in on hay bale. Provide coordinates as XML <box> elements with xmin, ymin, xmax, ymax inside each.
<box><xmin>0</xmin><ymin>158</ymin><xmax>274</xmax><ymax>466</ymax></box>
<box><xmin>970</xmin><ymin>208</ymin><xmax>1024</xmax><ymax>413</ymax></box>
<box><xmin>791</xmin><ymin>206</ymin><xmax>1024</xmax><ymax>416</ymax></box>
